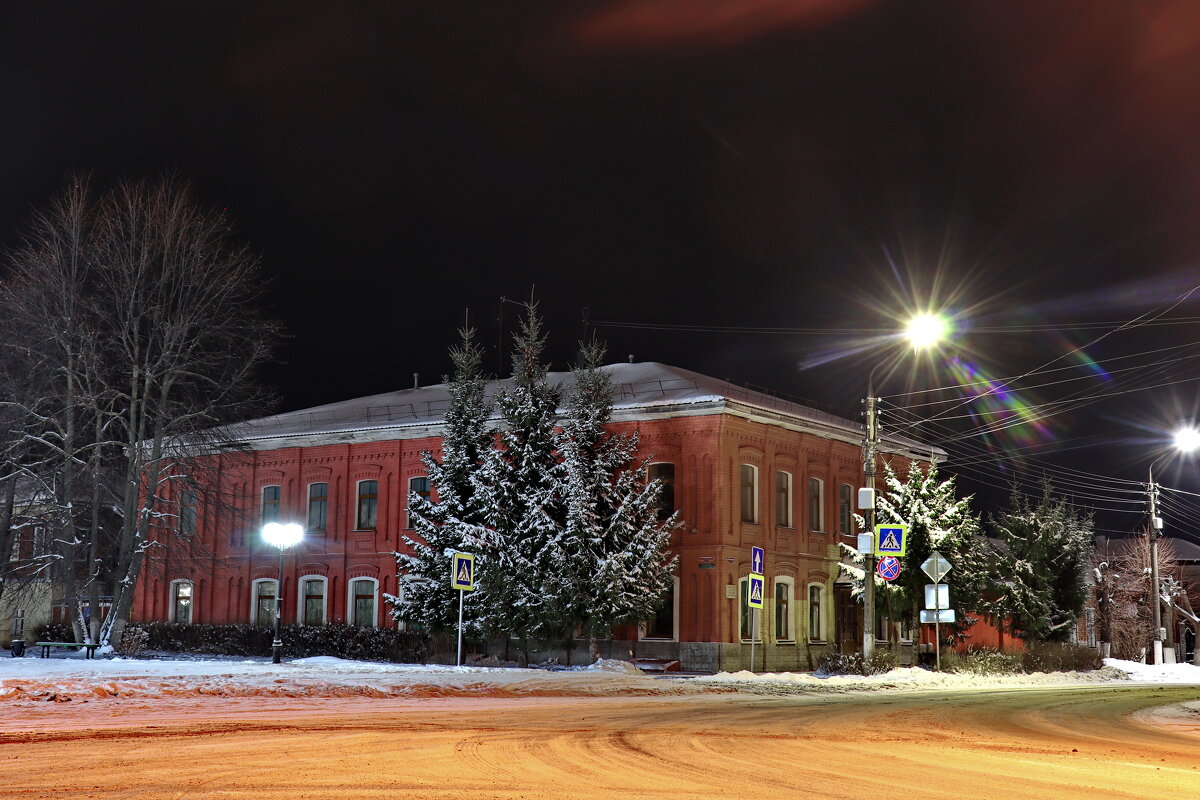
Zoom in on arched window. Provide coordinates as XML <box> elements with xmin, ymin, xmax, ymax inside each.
<box><xmin>179</xmin><ymin>490</ymin><xmax>196</xmax><ymax>536</ymax></box>
<box><xmin>169</xmin><ymin>580</ymin><xmax>194</xmax><ymax>624</ymax></box>
<box><xmin>299</xmin><ymin>576</ymin><xmax>328</xmax><ymax>625</ymax></box>
<box><xmin>838</xmin><ymin>483</ymin><xmax>853</xmax><ymax>535</ymax></box>
<box><xmin>648</xmin><ymin>463</ymin><xmax>675</xmax><ymax>520</ymax></box>
<box><xmin>357</xmin><ymin>480</ymin><xmax>378</xmax><ymax>530</ymax></box>
<box><xmin>407</xmin><ymin>476</ymin><xmax>430</xmax><ymax>528</ymax></box>
<box><xmin>775</xmin><ymin>471</ymin><xmax>792</xmax><ymax>527</ymax></box>
<box><xmin>774</xmin><ymin>577</ymin><xmax>795</xmax><ymax>642</ymax></box>
<box><xmin>251</xmin><ymin>579</ymin><xmax>278</xmax><ymax>626</ymax></box>
<box><xmin>642</xmin><ymin>576</ymin><xmax>679</xmax><ymax>641</ymax></box>
<box><xmin>349</xmin><ymin>577</ymin><xmax>379</xmax><ymax>627</ymax></box>
<box><xmin>740</xmin><ymin>465</ymin><xmax>758</xmax><ymax>524</ymax></box>
<box><xmin>307</xmin><ymin>483</ymin><xmax>328</xmax><ymax>532</ymax></box>
<box><xmin>807</xmin><ymin>477</ymin><xmax>824</xmax><ymax>532</ymax></box>
<box><xmin>807</xmin><ymin>583</ymin><xmax>825</xmax><ymax>641</ymax></box>
<box><xmin>261</xmin><ymin>485</ymin><xmax>281</xmax><ymax>524</ymax></box>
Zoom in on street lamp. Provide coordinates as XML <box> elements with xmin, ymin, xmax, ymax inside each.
<box><xmin>262</xmin><ymin>521</ymin><xmax>303</xmax><ymax>664</ymax></box>
<box><xmin>862</xmin><ymin>312</ymin><xmax>950</xmax><ymax>660</ymax></box>
<box><xmin>1146</xmin><ymin>427</ymin><xmax>1199</xmax><ymax>664</ymax></box>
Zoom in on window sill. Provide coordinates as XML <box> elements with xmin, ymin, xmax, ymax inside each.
<box><xmin>352</xmin><ymin>529</ymin><xmax>377</xmax><ymax>533</ymax></box>
<box><xmin>739</xmin><ymin>640</ymin><xmax>763</xmax><ymax>644</ymax></box>
<box><xmin>640</xmin><ymin>637</ymin><xmax>677</xmax><ymax>642</ymax></box>
<box><xmin>776</xmin><ymin>640</ymin><xmax>797</xmax><ymax>646</ymax></box>
<box><xmin>807</xmin><ymin>639</ymin><xmax>828</xmax><ymax>645</ymax></box>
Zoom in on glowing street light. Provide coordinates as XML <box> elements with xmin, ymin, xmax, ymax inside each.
<box><xmin>862</xmin><ymin>312</ymin><xmax>951</xmax><ymax>660</ymax></box>
<box><xmin>262</xmin><ymin>521</ymin><xmax>303</xmax><ymax>664</ymax></box>
<box><xmin>904</xmin><ymin>312</ymin><xmax>950</xmax><ymax>352</ymax></box>
<box><xmin>1173</xmin><ymin>427</ymin><xmax>1200</xmax><ymax>454</ymax></box>
<box><xmin>1145</xmin><ymin>426</ymin><xmax>1198</xmax><ymax>664</ymax></box>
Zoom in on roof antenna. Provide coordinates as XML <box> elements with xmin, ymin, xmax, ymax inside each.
<box><xmin>628</xmin><ymin>354</ymin><xmax>635</xmax><ymax>363</ymax></box>
<box><xmin>413</xmin><ymin>372</ymin><xmax>419</xmax><ymax>389</ymax></box>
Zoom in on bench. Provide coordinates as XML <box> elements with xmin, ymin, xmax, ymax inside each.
<box><xmin>35</xmin><ymin>641</ymin><xmax>100</xmax><ymax>659</ymax></box>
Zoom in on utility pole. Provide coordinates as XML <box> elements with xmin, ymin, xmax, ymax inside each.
<box><xmin>862</xmin><ymin>393</ymin><xmax>878</xmax><ymax>660</ymax></box>
<box><xmin>1147</xmin><ymin>469</ymin><xmax>1164</xmax><ymax>665</ymax></box>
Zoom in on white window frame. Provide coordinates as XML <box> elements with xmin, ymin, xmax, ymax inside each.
<box><xmin>639</xmin><ymin>575</ymin><xmax>680</xmax><ymax>642</ymax></box>
<box><xmin>807</xmin><ymin>582</ymin><xmax>825</xmax><ymax>642</ymax></box>
<box><xmin>808</xmin><ymin>477</ymin><xmax>825</xmax><ymax>532</ymax></box>
<box><xmin>297</xmin><ymin>575</ymin><xmax>328</xmax><ymax>625</ymax></box>
<box><xmin>168</xmin><ymin>579</ymin><xmax>195</xmax><ymax>624</ymax></box>
<box><xmin>250</xmin><ymin>578</ymin><xmax>279</xmax><ymax>626</ymax></box>
<box><xmin>774</xmin><ymin>577</ymin><xmax>795</xmax><ymax>643</ymax></box>
<box><xmin>776</xmin><ymin>470</ymin><xmax>793</xmax><ymax>528</ymax></box>
<box><xmin>740</xmin><ymin>464</ymin><xmax>759</xmax><ymax>524</ymax></box>
<box><xmin>348</xmin><ymin>576</ymin><xmax>380</xmax><ymax>628</ymax></box>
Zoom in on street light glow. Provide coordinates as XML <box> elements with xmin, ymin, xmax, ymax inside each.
<box><xmin>1173</xmin><ymin>426</ymin><xmax>1200</xmax><ymax>453</ymax></box>
<box><xmin>262</xmin><ymin>521</ymin><xmax>303</xmax><ymax>548</ymax></box>
<box><xmin>904</xmin><ymin>312</ymin><xmax>949</xmax><ymax>350</ymax></box>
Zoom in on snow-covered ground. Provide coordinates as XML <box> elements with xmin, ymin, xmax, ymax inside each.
<box><xmin>0</xmin><ymin>654</ymin><xmax>676</xmax><ymax>702</ymax></box>
<box><xmin>1</xmin><ymin>652</ymin><xmax>1196</xmax><ymax>705</ymax></box>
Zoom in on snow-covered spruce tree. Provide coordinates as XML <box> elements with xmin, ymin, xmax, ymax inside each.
<box><xmin>463</xmin><ymin>302</ymin><xmax>567</xmax><ymax>662</ymax></box>
<box><xmin>386</xmin><ymin>326</ymin><xmax>493</xmax><ymax>636</ymax></box>
<box><xmin>985</xmin><ymin>483</ymin><xmax>1094</xmax><ymax>642</ymax></box>
<box><xmin>554</xmin><ymin>340</ymin><xmax>678</xmax><ymax>660</ymax></box>
<box><xmin>841</xmin><ymin>459</ymin><xmax>989</xmax><ymax>640</ymax></box>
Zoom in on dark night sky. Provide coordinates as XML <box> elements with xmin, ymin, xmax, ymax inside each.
<box><xmin>5</xmin><ymin>1</ymin><xmax>1200</xmax><ymax>533</ymax></box>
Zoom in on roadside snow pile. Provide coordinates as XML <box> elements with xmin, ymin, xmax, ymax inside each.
<box><xmin>694</xmin><ymin>664</ymin><xmax>1133</xmax><ymax>692</ymax></box>
<box><xmin>0</xmin><ymin>655</ymin><xmax>696</xmax><ymax>702</ymax></box>
<box><xmin>1103</xmin><ymin>658</ymin><xmax>1200</xmax><ymax>684</ymax></box>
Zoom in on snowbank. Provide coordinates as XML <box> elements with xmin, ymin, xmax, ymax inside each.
<box><xmin>1102</xmin><ymin>658</ymin><xmax>1200</xmax><ymax>684</ymax></box>
<box><xmin>0</xmin><ymin>655</ymin><xmax>692</xmax><ymax>703</ymax></box>
<box><xmin>694</xmin><ymin>664</ymin><xmax>1142</xmax><ymax>692</ymax></box>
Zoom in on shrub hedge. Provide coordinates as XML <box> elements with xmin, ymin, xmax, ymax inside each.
<box><xmin>33</xmin><ymin>622</ymin><xmax>428</xmax><ymax>663</ymax></box>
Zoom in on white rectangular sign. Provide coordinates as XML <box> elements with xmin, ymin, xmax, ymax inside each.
<box><xmin>924</xmin><ymin>583</ymin><xmax>949</xmax><ymax>610</ymax></box>
<box><xmin>920</xmin><ymin>609</ymin><xmax>956</xmax><ymax>624</ymax></box>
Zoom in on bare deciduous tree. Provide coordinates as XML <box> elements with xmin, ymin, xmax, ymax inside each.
<box><xmin>0</xmin><ymin>174</ymin><xmax>278</xmax><ymax>646</ymax></box>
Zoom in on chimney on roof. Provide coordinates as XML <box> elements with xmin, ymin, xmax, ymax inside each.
<box><xmin>413</xmin><ymin>373</ymin><xmax>419</xmax><ymax>389</ymax></box>
<box><xmin>628</xmin><ymin>354</ymin><xmax>635</xmax><ymax>363</ymax></box>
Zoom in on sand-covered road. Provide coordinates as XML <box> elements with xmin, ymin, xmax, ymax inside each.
<box><xmin>3</xmin><ymin>685</ymin><xmax>1198</xmax><ymax>799</ymax></box>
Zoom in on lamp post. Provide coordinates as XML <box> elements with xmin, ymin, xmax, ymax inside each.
<box><xmin>1145</xmin><ymin>427</ymin><xmax>1200</xmax><ymax>664</ymax></box>
<box><xmin>862</xmin><ymin>312</ymin><xmax>948</xmax><ymax>660</ymax></box>
<box><xmin>262</xmin><ymin>521</ymin><xmax>303</xmax><ymax>664</ymax></box>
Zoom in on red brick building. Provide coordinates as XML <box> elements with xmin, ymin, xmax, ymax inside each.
<box><xmin>134</xmin><ymin>362</ymin><xmax>937</xmax><ymax>671</ymax></box>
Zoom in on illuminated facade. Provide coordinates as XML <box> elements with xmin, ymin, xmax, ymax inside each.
<box><xmin>133</xmin><ymin>362</ymin><xmax>937</xmax><ymax>671</ymax></box>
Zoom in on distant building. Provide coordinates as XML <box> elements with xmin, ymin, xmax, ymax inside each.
<box><xmin>133</xmin><ymin>362</ymin><xmax>940</xmax><ymax>671</ymax></box>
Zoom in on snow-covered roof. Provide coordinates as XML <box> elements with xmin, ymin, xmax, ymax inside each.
<box><xmin>236</xmin><ymin>361</ymin><xmax>944</xmax><ymax>459</ymax></box>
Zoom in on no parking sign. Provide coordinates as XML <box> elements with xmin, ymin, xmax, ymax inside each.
<box><xmin>877</xmin><ymin>556</ymin><xmax>901</xmax><ymax>581</ymax></box>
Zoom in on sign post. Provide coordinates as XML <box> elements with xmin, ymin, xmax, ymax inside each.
<box><xmin>920</xmin><ymin>550</ymin><xmax>952</xmax><ymax>671</ymax></box>
<box><xmin>748</xmin><ymin>547</ymin><xmax>765</xmax><ymax>673</ymax></box>
<box><xmin>451</xmin><ymin>552</ymin><xmax>475</xmax><ymax>666</ymax></box>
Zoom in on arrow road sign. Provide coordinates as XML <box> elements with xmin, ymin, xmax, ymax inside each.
<box><xmin>874</xmin><ymin>524</ymin><xmax>908</xmax><ymax>556</ymax></box>
<box><xmin>451</xmin><ymin>552</ymin><xmax>475</xmax><ymax>591</ymax></box>
<box><xmin>921</xmin><ymin>550</ymin><xmax>952</xmax><ymax>582</ymax></box>
<box><xmin>747</xmin><ymin>573</ymin><xmax>764</xmax><ymax>609</ymax></box>
<box><xmin>877</xmin><ymin>556</ymin><xmax>901</xmax><ymax>581</ymax></box>
<box><xmin>751</xmin><ymin>546</ymin><xmax>765</xmax><ymax>575</ymax></box>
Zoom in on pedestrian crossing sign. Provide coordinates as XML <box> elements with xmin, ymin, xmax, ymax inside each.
<box><xmin>452</xmin><ymin>552</ymin><xmax>475</xmax><ymax>591</ymax></box>
<box><xmin>747</xmin><ymin>573</ymin><xmax>764</xmax><ymax>609</ymax></box>
<box><xmin>874</xmin><ymin>524</ymin><xmax>908</xmax><ymax>557</ymax></box>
